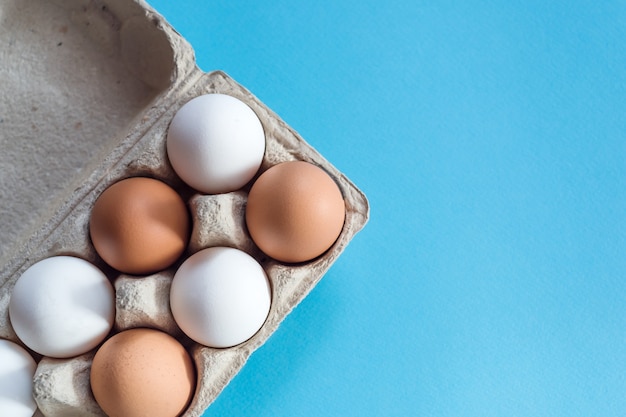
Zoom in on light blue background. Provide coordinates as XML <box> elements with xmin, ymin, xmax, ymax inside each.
<box><xmin>148</xmin><ymin>1</ymin><xmax>626</xmax><ymax>416</ymax></box>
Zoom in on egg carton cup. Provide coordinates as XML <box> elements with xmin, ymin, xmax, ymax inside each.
<box><xmin>0</xmin><ymin>0</ymin><xmax>369</xmax><ymax>416</ymax></box>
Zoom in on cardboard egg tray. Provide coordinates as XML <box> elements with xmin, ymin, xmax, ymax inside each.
<box><xmin>0</xmin><ymin>0</ymin><xmax>369</xmax><ymax>416</ymax></box>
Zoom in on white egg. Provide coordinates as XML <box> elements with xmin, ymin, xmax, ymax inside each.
<box><xmin>166</xmin><ymin>93</ymin><xmax>265</xmax><ymax>194</ymax></box>
<box><xmin>170</xmin><ymin>247</ymin><xmax>271</xmax><ymax>348</ymax></box>
<box><xmin>0</xmin><ymin>339</ymin><xmax>37</xmax><ymax>417</ymax></box>
<box><xmin>9</xmin><ymin>256</ymin><xmax>115</xmax><ymax>358</ymax></box>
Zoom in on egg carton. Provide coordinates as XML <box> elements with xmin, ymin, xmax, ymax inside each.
<box><xmin>0</xmin><ymin>0</ymin><xmax>369</xmax><ymax>416</ymax></box>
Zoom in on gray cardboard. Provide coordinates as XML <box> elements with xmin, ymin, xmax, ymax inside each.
<box><xmin>0</xmin><ymin>1</ymin><xmax>369</xmax><ymax>416</ymax></box>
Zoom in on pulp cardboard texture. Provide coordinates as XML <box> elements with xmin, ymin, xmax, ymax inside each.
<box><xmin>0</xmin><ymin>0</ymin><xmax>369</xmax><ymax>416</ymax></box>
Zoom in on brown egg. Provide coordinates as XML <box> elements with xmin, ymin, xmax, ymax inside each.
<box><xmin>90</xmin><ymin>328</ymin><xmax>196</xmax><ymax>417</ymax></box>
<box><xmin>89</xmin><ymin>177</ymin><xmax>190</xmax><ymax>275</ymax></box>
<box><xmin>246</xmin><ymin>161</ymin><xmax>346</xmax><ymax>263</ymax></box>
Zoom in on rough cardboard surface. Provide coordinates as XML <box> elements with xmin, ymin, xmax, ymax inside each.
<box><xmin>0</xmin><ymin>0</ymin><xmax>155</xmax><ymax>263</ymax></box>
<box><xmin>0</xmin><ymin>1</ymin><xmax>369</xmax><ymax>416</ymax></box>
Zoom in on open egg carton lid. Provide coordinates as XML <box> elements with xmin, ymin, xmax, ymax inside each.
<box><xmin>0</xmin><ymin>0</ymin><xmax>369</xmax><ymax>416</ymax></box>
